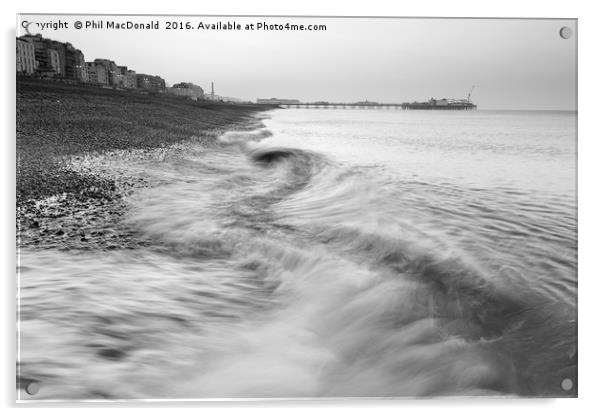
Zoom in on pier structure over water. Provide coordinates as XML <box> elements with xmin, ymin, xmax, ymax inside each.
<box><xmin>279</xmin><ymin>101</ymin><xmax>477</xmax><ymax>110</ymax></box>
<box><xmin>263</xmin><ymin>87</ymin><xmax>477</xmax><ymax>110</ymax></box>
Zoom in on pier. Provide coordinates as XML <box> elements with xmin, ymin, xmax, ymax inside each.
<box><xmin>278</xmin><ymin>102</ymin><xmax>477</xmax><ymax>110</ymax></box>
<box><xmin>263</xmin><ymin>87</ymin><xmax>477</xmax><ymax>111</ymax></box>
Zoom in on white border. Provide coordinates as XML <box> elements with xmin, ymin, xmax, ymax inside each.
<box><xmin>3</xmin><ymin>0</ymin><xmax>600</xmax><ymax>414</ymax></box>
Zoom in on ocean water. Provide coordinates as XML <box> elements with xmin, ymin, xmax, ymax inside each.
<box><xmin>18</xmin><ymin>109</ymin><xmax>577</xmax><ymax>399</ymax></box>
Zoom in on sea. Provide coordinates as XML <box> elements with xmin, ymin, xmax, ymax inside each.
<box><xmin>18</xmin><ymin>108</ymin><xmax>577</xmax><ymax>399</ymax></box>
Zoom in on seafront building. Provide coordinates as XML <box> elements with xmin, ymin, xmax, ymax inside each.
<box><xmin>118</xmin><ymin>66</ymin><xmax>137</xmax><ymax>89</ymax></box>
<box><xmin>85</xmin><ymin>62</ymin><xmax>98</xmax><ymax>84</ymax></box>
<box><xmin>18</xmin><ymin>34</ymin><xmax>87</xmax><ymax>81</ymax></box>
<box><xmin>16</xmin><ymin>38</ymin><xmax>37</xmax><ymax>75</ymax></box>
<box><xmin>167</xmin><ymin>82</ymin><xmax>204</xmax><ymax>100</ymax></box>
<box><xmin>124</xmin><ymin>70</ymin><xmax>137</xmax><ymax>89</ymax></box>
<box><xmin>65</xmin><ymin>43</ymin><xmax>87</xmax><ymax>81</ymax></box>
<box><xmin>94</xmin><ymin>59</ymin><xmax>121</xmax><ymax>86</ymax></box>
<box><xmin>85</xmin><ymin>61</ymin><xmax>109</xmax><ymax>85</ymax></box>
<box><xmin>16</xmin><ymin>34</ymin><xmax>203</xmax><ymax>98</ymax></box>
<box><xmin>18</xmin><ymin>35</ymin><xmax>59</xmax><ymax>77</ymax></box>
<box><xmin>48</xmin><ymin>49</ymin><xmax>61</xmax><ymax>75</ymax></box>
<box><xmin>136</xmin><ymin>74</ymin><xmax>166</xmax><ymax>92</ymax></box>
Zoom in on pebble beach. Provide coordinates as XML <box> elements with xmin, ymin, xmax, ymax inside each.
<box><xmin>16</xmin><ymin>78</ymin><xmax>271</xmax><ymax>251</ymax></box>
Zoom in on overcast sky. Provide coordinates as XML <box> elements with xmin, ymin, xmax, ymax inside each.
<box><xmin>19</xmin><ymin>15</ymin><xmax>576</xmax><ymax>110</ymax></box>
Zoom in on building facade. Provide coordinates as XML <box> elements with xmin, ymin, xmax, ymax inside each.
<box><xmin>136</xmin><ymin>74</ymin><xmax>166</xmax><ymax>92</ymax></box>
<box><xmin>124</xmin><ymin>70</ymin><xmax>137</xmax><ymax>88</ymax></box>
<box><xmin>96</xmin><ymin>63</ymin><xmax>109</xmax><ymax>85</ymax></box>
<box><xmin>85</xmin><ymin>62</ymin><xmax>97</xmax><ymax>83</ymax></box>
<box><xmin>167</xmin><ymin>82</ymin><xmax>204</xmax><ymax>100</ymax></box>
<box><xmin>20</xmin><ymin>34</ymin><xmax>56</xmax><ymax>76</ymax></box>
<box><xmin>46</xmin><ymin>39</ymin><xmax>67</xmax><ymax>76</ymax></box>
<box><xmin>118</xmin><ymin>66</ymin><xmax>137</xmax><ymax>88</ymax></box>
<box><xmin>18</xmin><ymin>35</ymin><xmax>86</xmax><ymax>80</ymax></box>
<box><xmin>65</xmin><ymin>43</ymin><xmax>87</xmax><ymax>81</ymax></box>
<box><xmin>16</xmin><ymin>35</ymin><xmax>180</xmax><ymax>96</ymax></box>
<box><xmin>48</xmin><ymin>49</ymin><xmax>61</xmax><ymax>75</ymax></box>
<box><xmin>16</xmin><ymin>38</ymin><xmax>37</xmax><ymax>74</ymax></box>
<box><xmin>94</xmin><ymin>59</ymin><xmax>121</xmax><ymax>86</ymax></box>
<box><xmin>85</xmin><ymin>61</ymin><xmax>109</xmax><ymax>85</ymax></box>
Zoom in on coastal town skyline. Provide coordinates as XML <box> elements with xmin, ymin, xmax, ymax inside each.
<box><xmin>17</xmin><ymin>32</ymin><xmax>213</xmax><ymax>101</ymax></box>
<box><xmin>18</xmin><ymin>15</ymin><xmax>577</xmax><ymax>110</ymax></box>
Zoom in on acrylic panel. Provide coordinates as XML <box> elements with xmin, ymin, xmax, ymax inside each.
<box><xmin>16</xmin><ymin>14</ymin><xmax>577</xmax><ymax>401</ymax></box>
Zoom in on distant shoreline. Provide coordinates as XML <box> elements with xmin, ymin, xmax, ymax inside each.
<box><xmin>16</xmin><ymin>78</ymin><xmax>273</xmax><ymax>250</ymax></box>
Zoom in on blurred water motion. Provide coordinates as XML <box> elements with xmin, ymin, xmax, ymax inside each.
<box><xmin>18</xmin><ymin>109</ymin><xmax>577</xmax><ymax>399</ymax></box>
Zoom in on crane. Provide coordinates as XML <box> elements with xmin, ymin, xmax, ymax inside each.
<box><xmin>467</xmin><ymin>85</ymin><xmax>475</xmax><ymax>103</ymax></box>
